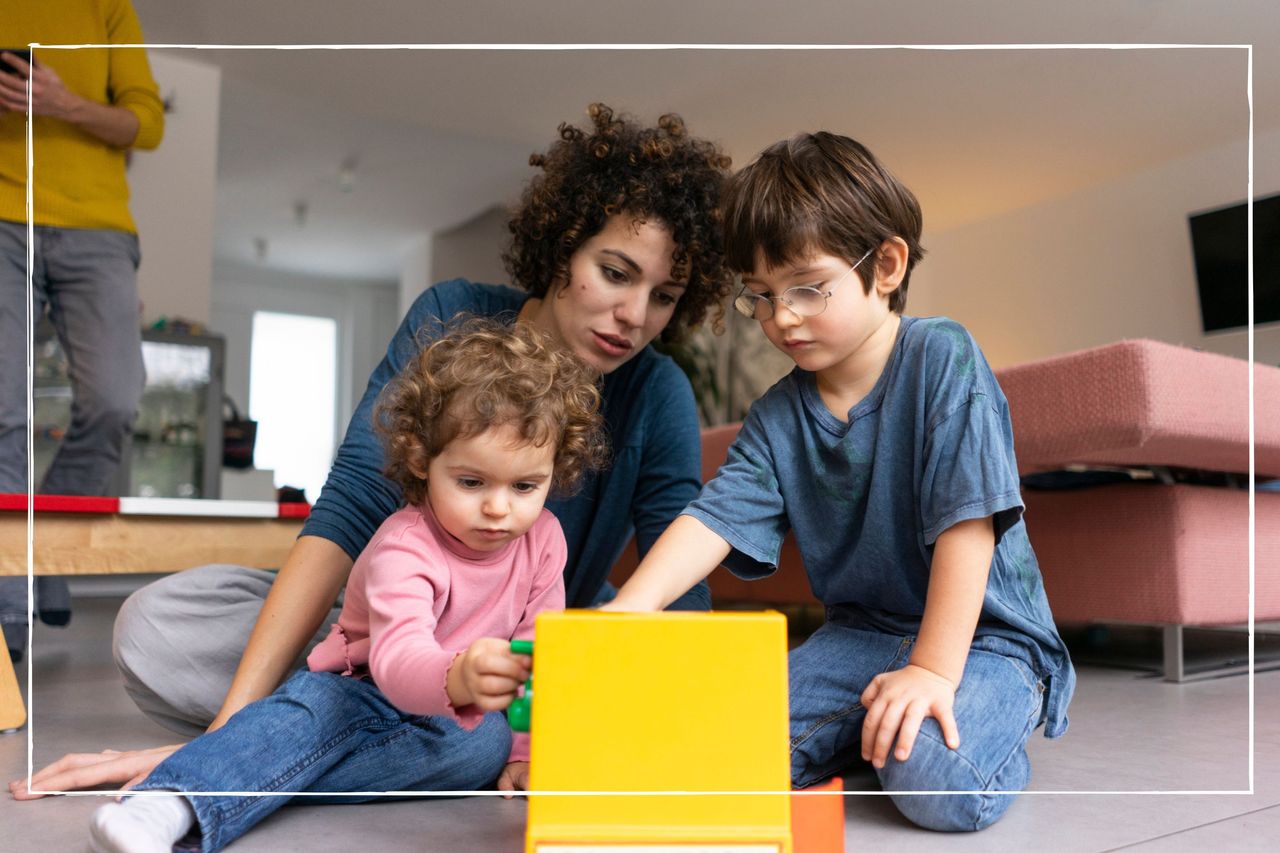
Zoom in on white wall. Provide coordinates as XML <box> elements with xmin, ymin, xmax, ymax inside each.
<box><xmin>127</xmin><ymin>52</ymin><xmax>221</xmax><ymax>325</ymax></box>
<box><xmin>210</xmin><ymin>261</ymin><xmax>399</xmax><ymax>443</ymax></box>
<box><xmin>911</xmin><ymin>127</ymin><xmax>1280</xmax><ymax>370</ymax></box>
<box><xmin>430</xmin><ymin>206</ymin><xmax>510</xmax><ymax>287</ymax></box>
<box><xmin>398</xmin><ymin>206</ymin><xmax>510</xmax><ymax>324</ymax></box>
<box><xmin>398</xmin><ymin>235</ymin><xmax>432</xmax><ymax>320</ymax></box>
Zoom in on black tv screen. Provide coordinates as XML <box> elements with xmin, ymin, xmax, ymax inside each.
<box><xmin>1189</xmin><ymin>192</ymin><xmax>1280</xmax><ymax>332</ymax></box>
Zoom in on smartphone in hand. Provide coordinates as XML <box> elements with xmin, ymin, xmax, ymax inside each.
<box><xmin>0</xmin><ymin>49</ymin><xmax>33</xmax><ymax>77</ymax></box>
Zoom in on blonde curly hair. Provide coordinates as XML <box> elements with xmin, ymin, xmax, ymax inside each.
<box><xmin>374</xmin><ymin>317</ymin><xmax>609</xmax><ymax>506</ymax></box>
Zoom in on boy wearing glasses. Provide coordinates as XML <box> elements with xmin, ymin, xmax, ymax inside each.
<box><xmin>605</xmin><ymin>133</ymin><xmax>1074</xmax><ymax>832</ymax></box>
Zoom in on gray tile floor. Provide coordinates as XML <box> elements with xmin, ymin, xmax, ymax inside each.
<box><xmin>3</xmin><ymin>597</ymin><xmax>1278</xmax><ymax>852</ymax></box>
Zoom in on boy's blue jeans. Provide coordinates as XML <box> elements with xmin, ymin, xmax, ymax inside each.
<box><xmin>789</xmin><ymin>619</ymin><xmax>1046</xmax><ymax>832</ymax></box>
<box><xmin>134</xmin><ymin>670</ymin><xmax>512</xmax><ymax>853</ymax></box>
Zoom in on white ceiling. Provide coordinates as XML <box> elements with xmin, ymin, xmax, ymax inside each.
<box><xmin>128</xmin><ymin>0</ymin><xmax>1278</xmax><ymax>280</ymax></box>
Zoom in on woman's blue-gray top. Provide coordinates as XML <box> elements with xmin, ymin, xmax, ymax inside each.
<box><xmin>683</xmin><ymin>316</ymin><xmax>1074</xmax><ymax>736</ymax></box>
<box><xmin>302</xmin><ymin>278</ymin><xmax>709</xmax><ymax>610</ymax></box>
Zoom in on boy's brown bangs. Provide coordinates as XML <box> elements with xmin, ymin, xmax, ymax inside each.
<box><xmin>724</xmin><ymin>178</ymin><xmax>828</xmax><ymax>274</ymax></box>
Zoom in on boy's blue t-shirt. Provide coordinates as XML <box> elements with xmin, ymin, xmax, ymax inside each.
<box><xmin>301</xmin><ymin>278</ymin><xmax>709</xmax><ymax>611</ymax></box>
<box><xmin>683</xmin><ymin>316</ymin><xmax>1074</xmax><ymax>737</ymax></box>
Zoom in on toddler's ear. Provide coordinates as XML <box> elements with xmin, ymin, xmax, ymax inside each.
<box><xmin>873</xmin><ymin>237</ymin><xmax>910</xmax><ymax>293</ymax></box>
<box><xmin>406</xmin><ymin>444</ymin><xmax>430</xmax><ymax>481</ymax></box>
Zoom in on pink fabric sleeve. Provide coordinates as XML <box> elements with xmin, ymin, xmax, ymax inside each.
<box><xmin>363</xmin><ymin>535</ymin><xmax>482</xmax><ymax>728</ymax></box>
<box><xmin>507</xmin><ymin>519</ymin><xmax>568</xmax><ymax>763</ymax></box>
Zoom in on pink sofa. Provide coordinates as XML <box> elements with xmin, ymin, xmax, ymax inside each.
<box><xmin>997</xmin><ymin>339</ymin><xmax>1280</xmax><ymax>680</ymax></box>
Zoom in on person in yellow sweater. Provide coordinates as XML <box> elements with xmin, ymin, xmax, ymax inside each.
<box><xmin>0</xmin><ymin>0</ymin><xmax>164</xmax><ymax>662</ymax></box>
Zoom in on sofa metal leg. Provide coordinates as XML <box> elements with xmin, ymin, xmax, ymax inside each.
<box><xmin>1163</xmin><ymin>624</ymin><xmax>1185</xmax><ymax>682</ymax></box>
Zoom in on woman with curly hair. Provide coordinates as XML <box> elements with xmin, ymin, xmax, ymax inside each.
<box><xmin>89</xmin><ymin>320</ymin><xmax>609</xmax><ymax>850</ymax></box>
<box><xmin>13</xmin><ymin>103</ymin><xmax>731</xmax><ymax>798</ymax></box>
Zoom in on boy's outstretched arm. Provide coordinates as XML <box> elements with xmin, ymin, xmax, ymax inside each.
<box><xmin>604</xmin><ymin>515</ymin><xmax>732</xmax><ymax>612</ymax></box>
<box><xmin>860</xmin><ymin>516</ymin><xmax>994</xmax><ymax>769</ymax></box>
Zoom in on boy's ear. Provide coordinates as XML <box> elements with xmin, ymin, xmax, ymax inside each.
<box><xmin>872</xmin><ymin>237</ymin><xmax>910</xmax><ymax>296</ymax></box>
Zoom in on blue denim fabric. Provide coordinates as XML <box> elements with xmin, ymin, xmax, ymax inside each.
<box><xmin>133</xmin><ymin>671</ymin><xmax>512</xmax><ymax>853</ymax></box>
<box><xmin>789</xmin><ymin>619</ymin><xmax>1045</xmax><ymax>832</ymax></box>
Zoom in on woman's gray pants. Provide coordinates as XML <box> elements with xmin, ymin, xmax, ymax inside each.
<box><xmin>112</xmin><ymin>565</ymin><xmax>343</xmax><ymax>737</ymax></box>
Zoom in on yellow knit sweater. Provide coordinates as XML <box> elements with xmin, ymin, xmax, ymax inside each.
<box><xmin>0</xmin><ymin>0</ymin><xmax>164</xmax><ymax>233</ymax></box>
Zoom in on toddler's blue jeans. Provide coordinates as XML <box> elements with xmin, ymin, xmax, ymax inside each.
<box><xmin>134</xmin><ymin>670</ymin><xmax>512</xmax><ymax>853</ymax></box>
<box><xmin>789</xmin><ymin>619</ymin><xmax>1046</xmax><ymax>832</ymax></box>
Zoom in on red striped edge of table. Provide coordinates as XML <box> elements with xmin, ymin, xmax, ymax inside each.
<box><xmin>0</xmin><ymin>494</ymin><xmax>310</xmax><ymax>519</ymax></box>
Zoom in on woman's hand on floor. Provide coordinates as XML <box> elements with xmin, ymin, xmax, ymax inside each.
<box><xmin>8</xmin><ymin>744</ymin><xmax>178</xmax><ymax>800</ymax></box>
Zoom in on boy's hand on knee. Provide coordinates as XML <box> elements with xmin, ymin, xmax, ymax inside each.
<box><xmin>859</xmin><ymin>664</ymin><xmax>960</xmax><ymax>769</ymax></box>
<box><xmin>446</xmin><ymin>637</ymin><xmax>532</xmax><ymax>712</ymax></box>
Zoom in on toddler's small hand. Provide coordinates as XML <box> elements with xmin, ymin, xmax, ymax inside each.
<box><xmin>497</xmin><ymin>761</ymin><xmax>530</xmax><ymax>799</ymax></box>
<box><xmin>447</xmin><ymin>637</ymin><xmax>530</xmax><ymax>711</ymax></box>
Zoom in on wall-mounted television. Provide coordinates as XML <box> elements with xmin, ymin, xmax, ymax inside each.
<box><xmin>1188</xmin><ymin>192</ymin><xmax>1280</xmax><ymax>333</ymax></box>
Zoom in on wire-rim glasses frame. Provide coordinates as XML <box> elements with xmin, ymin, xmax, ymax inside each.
<box><xmin>732</xmin><ymin>248</ymin><xmax>875</xmax><ymax>321</ymax></box>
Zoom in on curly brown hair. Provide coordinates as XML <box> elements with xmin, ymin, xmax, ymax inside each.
<box><xmin>503</xmin><ymin>103</ymin><xmax>734</xmax><ymax>343</ymax></box>
<box><xmin>374</xmin><ymin>317</ymin><xmax>609</xmax><ymax>506</ymax></box>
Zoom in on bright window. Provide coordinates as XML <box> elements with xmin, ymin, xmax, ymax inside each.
<box><xmin>249</xmin><ymin>311</ymin><xmax>337</xmax><ymax>502</ymax></box>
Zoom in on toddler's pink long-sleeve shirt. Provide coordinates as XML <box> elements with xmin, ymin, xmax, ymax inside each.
<box><xmin>307</xmin><ymin>502</ymin><xmax>566</xmax><ymax>763</ymax></box>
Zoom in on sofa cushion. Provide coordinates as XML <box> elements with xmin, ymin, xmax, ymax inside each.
<box><xmin>1024</xmin><ymin>483</ymin><xmax>1280</xmax><ymax>625</ymax></box>
<box><xmin>996</xmin><ymin>339</ymin><xmax>1280</xmax><ymax>477</ymax></box>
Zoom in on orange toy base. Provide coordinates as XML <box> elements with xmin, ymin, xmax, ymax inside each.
<box><xmin>792</xmin><ymin>776</ymin><xmax>845</xmax><ymax>853</ymax></box>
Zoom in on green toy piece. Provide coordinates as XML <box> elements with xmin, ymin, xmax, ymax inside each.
<box><xmin>508</xmin><ymin>639</ymin><xmax>534</xmax><ymax>732</ymax></box>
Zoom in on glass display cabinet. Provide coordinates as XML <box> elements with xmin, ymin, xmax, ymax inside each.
<box><xmin>32</xmin><ymin>320</ymin><xmax>225</xmax><ymax>499</ymax></box>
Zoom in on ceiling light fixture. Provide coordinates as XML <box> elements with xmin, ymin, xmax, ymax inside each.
<box><xmin>338</xmin><ymin>156</ymin><xmax>357</xmax><ymax>193</ymax></box>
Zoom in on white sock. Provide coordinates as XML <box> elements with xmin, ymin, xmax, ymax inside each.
<box><xmin>89</xmin><ymin>792</ymin><xmax>196</xmax><ymax>853</ymax></box>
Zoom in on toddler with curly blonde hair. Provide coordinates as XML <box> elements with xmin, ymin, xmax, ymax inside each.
<box><xmin>89</xmin><ymin>319</ymin><xmax>607</xmax><ymax>853</ymax></box>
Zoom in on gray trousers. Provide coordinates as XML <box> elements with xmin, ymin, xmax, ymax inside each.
<box><xmin>0</xmin><ymin>221</ymin><xmax>145</xmax><ymax>640</ymax></box>
<box><xmin>113</xmin><ymin>565</ymin><xmax>344</xmax><ymax>737</ymax></box>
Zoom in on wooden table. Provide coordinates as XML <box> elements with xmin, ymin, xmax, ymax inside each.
<box><xmin>1</xmin><ymin>494</ymin><xmax>308</xmax><ymax>730</ymax></box>
<box><xmin>0</xmin><ymin>494</ymin><xmax>307</xmax><ymax>576</ymax></box>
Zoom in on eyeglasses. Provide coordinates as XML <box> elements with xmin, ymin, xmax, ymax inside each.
<box><xmin>732</xmin><ymin>249</ymin><xmax>875</xmax><ymax>321</ymax></box>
